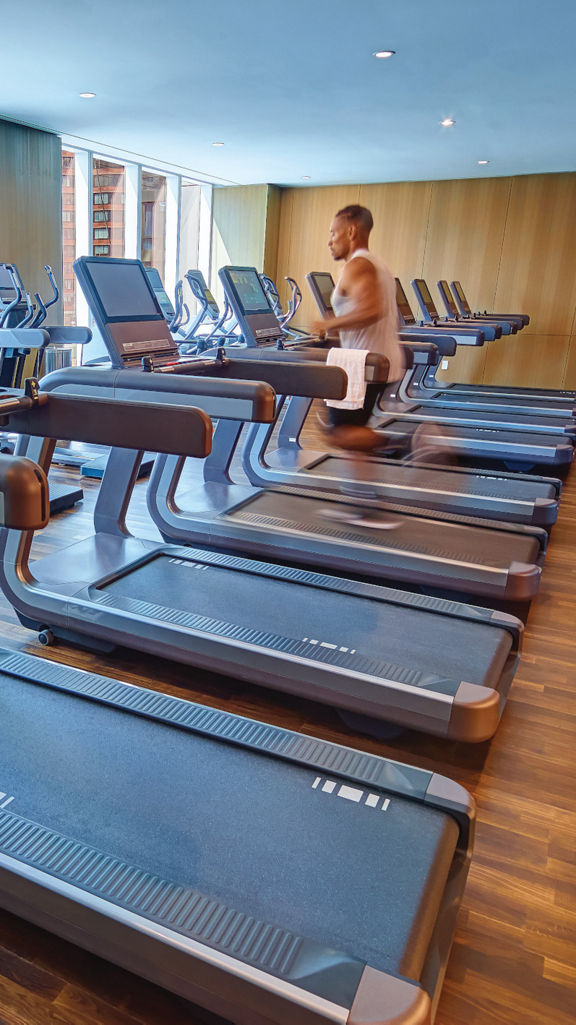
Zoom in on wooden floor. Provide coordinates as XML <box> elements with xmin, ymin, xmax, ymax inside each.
<box><xmin>0</xmin><ymin>446</ymin><xmax>575</xmax><ymax>1025</ymax></box>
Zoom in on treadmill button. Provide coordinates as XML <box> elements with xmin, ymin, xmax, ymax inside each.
<box><xmin>337</xmin><ymin>785</ymin><xmax>364</xmax><ymax>803</ymax></box>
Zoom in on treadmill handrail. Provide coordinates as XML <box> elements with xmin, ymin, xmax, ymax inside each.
<box><xmin>400</xmin><ymin>332</ymin><xmax>457</xmax><ymax>357</ymax></box>
<box><xmin>40</xmin><ymin>366</ymin><xmax>277</xmax><ymax>424</ymax></box>
<box><xmin>214</xmin><ymin>345</ymin><xmax>390</xmax><ymax>386</ymax></box>
<box><xmin>0</xmin><ymin>453</ymin><xmax>48</xmax><ymax>529</ymax></box>
<box><xmin>400</xmin><ymin>340</ymin><xmax>440</xmax><ymax>365</ymax></box>
<box><xmin>9</xmin><ymin>392</ymin><xmax>213</xmax><ymax>458</ymax></box>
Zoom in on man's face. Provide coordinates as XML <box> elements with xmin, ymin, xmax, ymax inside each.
<box><xmin>328</xmin><ymin>216</ymin><xmax>352</xmax><ymax>261</ymax></box>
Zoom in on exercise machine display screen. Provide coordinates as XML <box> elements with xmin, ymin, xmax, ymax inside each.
<box><xmin>416</xmin><ymin>279</ymin><xmax>433</xmax><ymax>305</ymax></box>
<box><xmin>313</xmin><ymin>273</ymin><xmax>335</xmax><ymax>313</ymax></box>
<box><xmin>395</xmin><ymin>280</ymin><xmax>414</xmax><ymax>322</ymax></box>
<box><xmin>438</xmin><ymin>281</ymin><xmax>458</xmax><ymax>316</ymax></box>
<box><xmin>89</xmin><ymin>261</ymin><xmax>159</xmax><ymax>319</ymax></box>
<box><xmin>452</xmin><ymin>281</ymin><xmax>471</xmax><ymax>312</ymax></box>
<box><xmin>229</xmin><ymin>269</ymin><xmax>271</xmax><ymax>314</ymax></box>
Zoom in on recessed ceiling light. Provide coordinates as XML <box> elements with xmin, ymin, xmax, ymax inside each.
<box><xmin>79</xmin><ymin>92</ymin><xmax>96</xmax><ymax>99</ymax></box>
<box><xmin>477</xmin><ymin>159</ymin><xmax>490</xmax><ymax>165</ymax></box>
<box><xmin>440</xmin><ymin>118</ymin><xmax>456</xmax><ymax>127</ymax></box>
<box><xmin>374</xmin><ymin>50</ymin><xmax>395</xmax><ymax>59</ymax></box>
<box><xmin>212</xmin><ymin>141</ymin><xmax>224</xmax><ymax>147</ymax></box>
<box><xmin>301</xmin><ymin>176</ymin><xmax>311</xmax><ymax>181</ymax></box>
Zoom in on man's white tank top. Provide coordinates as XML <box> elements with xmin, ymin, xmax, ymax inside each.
<box><xmin>331</xmin><ymin>248</ymin><xmax>405</xmax><ymax>382</ymax></box>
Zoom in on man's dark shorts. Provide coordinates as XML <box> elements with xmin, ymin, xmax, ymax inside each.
<box><xmin>328</xmin><ymin>382</ymin><xmax>384</xmax><ymax>428</ymax></box>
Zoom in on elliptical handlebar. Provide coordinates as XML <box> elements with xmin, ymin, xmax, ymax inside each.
<box><xmin>43</xmin><ymin>265</ymin><xmax>59</xmax><ymax>311</ymax></box>
<box><xmin>17</xmin><ymin>292</ymin><xmax>36</xmax><ymax>329</ymax></box>
<box><xmin>284</xmin><ymin>277</ymin><xmax>302</xmax><ymax>323</ymax></box>
<box><xmin>31</xmin><ymin>292</ymin><xmax>47</xmax><ymax>328</ymax></box>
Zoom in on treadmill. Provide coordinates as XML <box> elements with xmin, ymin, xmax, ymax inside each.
<box><xmin>0</xmin><ymin>319</ymin><xmax>523</xmax><ymax>741</ymax></box>
<box><xmin>437</xmin><ymin>280</ymin><xmax>525</xmax><ymax>333</ymax></box>
<box><xmin>144</xmin><ymin>266</ymin><xmax>177</xmax><ymax>323</ymax></box>
<box><xmin>411</xmin><ymin>278</ymin><xmax>505</xmax><ymax>340</ymax></box>
<box><xmin>452</xmin><ymin>279</ymin><xmax>530</xmax><ymax>326</ymax></box>
<box><xmin>449</xmin><ymin>279</ymin><xmax>576</xmax><ymax>401</ymax></box>
<box><xmin>395</xmin><ymin>277</ymin><xmax>576</xmax><ymax>410</ymax></box>
<box><xmin>0</xmin><ymin>427</ymin><xmax>475</xmax><ymax>1025</ymax></box>
<box><xmin>61</xmin><ymin>258</ymin><xmax>550</xmax><ymax>621</ymax></box>
<box><xmin>411</xmin><ymin>280</ymin><xmax>575</xmax><ymax>420</ymax></box>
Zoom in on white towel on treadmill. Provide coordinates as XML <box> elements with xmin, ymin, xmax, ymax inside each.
<box><xmin>325</xmin><ymin>347</ymin><xmax>368</xmax><ymax>409</ymax></box>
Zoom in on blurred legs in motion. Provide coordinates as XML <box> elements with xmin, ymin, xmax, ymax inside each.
<box><xmin>405</xmin><ymin>422</ymin><xmax>456</xmax><ymax>466</ymax></box>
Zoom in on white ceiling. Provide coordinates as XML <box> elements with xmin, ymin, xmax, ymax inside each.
<box><xmin>2</xmin><ymin>0</ymin><xmax>576</xmax><ymax>186</ymax></box>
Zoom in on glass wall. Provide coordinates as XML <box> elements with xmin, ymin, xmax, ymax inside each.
<box><xmin>61</xmin><ymin>150</ymin><xmax>76</xmax><ymax>326</ymax></box>
<box><xmin>140</xmin><ymin>170</ymin><xmax>166</xmax><ymax>276</ymax></box>
<box><xmin>92</xmin><ymin>157</ymin><xmax>126</xmax><ymax>257</ymax></box>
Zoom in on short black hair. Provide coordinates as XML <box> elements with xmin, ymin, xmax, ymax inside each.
<box><xmin>335</xmin><ymin>204</ymin><xmax>374</xmax><ymax>233</ymax></box>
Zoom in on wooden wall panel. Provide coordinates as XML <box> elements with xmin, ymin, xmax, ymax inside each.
<box><xmin>359</xmin><ymin>181</ymin><xmax>432</xmax><ymax>285</ymax></box>
<box><xmin>0</xmin><ymin>120</ymin><xmax>63</xmax><ymax>323</ymax></box>
<box><xmin>422</xmin><ymin>177</ymin><xmax>512</xmax><ymax>310</ymax></box>
<box><xmin>422</xmin><ymin>178</ymin><xmax>512</xmax><ymax>386</ymax></box>
<box><xmin>482</xmin><ymin>334</ymin><xmax>572</xmax><ymax>389</ymax></box>
<box><xmin>495</xmin><ymin>173</ymin><xmax>576</xmax><ymax>337</ymax></box>
<box><xmin>263</xmin><ymin>185</ymin><xmax>281</xmax><ymax>282</ymax></box>
<box><xmin>210</xmin><ymin>184</ymin><xmax>269</xmax><ymax>303</ymax></box>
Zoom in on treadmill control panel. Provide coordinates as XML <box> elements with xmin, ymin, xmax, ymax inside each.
<box><xmin>74</xmin><ymin>256</ymin><xmax>184</xmax><ymax>369</ymax></box>
<box><xmin>306</xmin><ymin>272</ymin><xmax>336</xmax><ymax>316</ymax></box>
<box><xmin>219</xmin><ymin>266</ymin><xmax>284</xmax><ymax>347</ymax></box>
<box><xmin>395</xmin><ymin>279</ymin><xmax>416</xmax><ymax>325</ymax></box>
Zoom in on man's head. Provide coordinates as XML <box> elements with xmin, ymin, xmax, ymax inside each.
<box><xmin>328</xmin><ymin>205</ymin><xmax>374</xmax><ymax>261</ymax></box>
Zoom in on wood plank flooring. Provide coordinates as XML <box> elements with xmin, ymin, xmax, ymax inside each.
<box><xmin>0</xmin><ymin>445</ymin><xmax>575</xmax><ymax>1025</ymax></box>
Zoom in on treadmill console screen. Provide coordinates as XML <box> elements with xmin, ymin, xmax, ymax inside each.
<box><xmin>438</xmin><ymin>281</ymin><xmax>458</xmax><ymax>316</ymax></box>
<box><xmin>452</xmin><ymin>281</ymin><xmax>471</xmax><ymax>312</ymax></box>
<box><xmin>311</xmin><ymin>273</ymin><xmax>335</xmax><ymax>313</ymax></box>
<box><xmin>415</xmin><ymin>279</ymin><xmax>439</xmax><ymax>316</ymax></box>
<box><xmin>88</xmin><ymin>260</ymin><xmax>160</xmax><ymax>319</ymax></box>
<box><xmin>228</xmin><ymin>269</ymin><xmax>271</xmax><ymax>314</ymax></box>
<box><xmin>395</xmin><ymin>279</ymin><xmax>415</xmax><ymax>323</ymax></box>
<box><xmin>145</xmin><ymin>269</ymin><xmax>175</xmax><ymax>319</ymax></box>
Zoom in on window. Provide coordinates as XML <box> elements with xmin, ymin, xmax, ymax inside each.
<box><xmin>61</xmin><ymin>149</ymin><xmax>76</xmax><ymax>327</ymax></box>
<box><xmin>93</xmin><ymin>157</ymin><xmax>125</xmax><ymax>256</ymax></box>
<box><xmin>140</xmin><ymin>171</ymin><xmax>166</xmax><ymax>275</ymax></box>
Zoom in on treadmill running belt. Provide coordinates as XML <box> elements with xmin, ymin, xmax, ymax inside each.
<box><xmin>304</xmin><ymin>457</ymin><xmax>557</xmax><ymax>501</ymax></box>
<box><xmin>0</xmin><ymin>671</ymin><xmax>458</xmax><ymax>990</ymax></box>
<box><xmin>101</xmin><ymin>553</ymin><xmax>513</xmax><ymax>691</ymax></box>
<box><xmin>226</xmin><ymin>491</ymin><xmax>541</xmax><ymax>566</ymax></box>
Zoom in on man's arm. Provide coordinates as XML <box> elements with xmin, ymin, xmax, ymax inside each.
<box><xmin>310</xmin><ymin>257</ymin><xmax>386</xmax><ymax>336</ymax></box>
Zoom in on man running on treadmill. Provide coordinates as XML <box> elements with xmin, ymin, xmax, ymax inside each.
<box><xmin>311</xmin><ymin>204</ymin><xmax>405</xmax><ymax>527</ymax></box>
